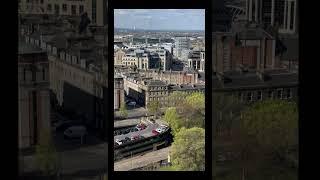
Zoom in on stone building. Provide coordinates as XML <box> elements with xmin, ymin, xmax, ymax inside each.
<box><xmin>246</xmin><ymin>0</ymin><xmax>298</xmax><ymax>35</ymax></box>
<box><xmin>140</xmin><ymin>69</ymin><xmax>199</xmax><ymax>85</ymax></box>
<box><xmin>19</xmin><ymin>0</ymin><xmax>108</xmax><ymax>26</ymax></box>
<box><xmin>18</xmin><ymin>37</ymin><xmax>50</xmax><ymax>149</ymax></box>
<box><xmin>122</xmin><ymin>73</ymin><xmax>204</xmax><ymax>108</ymax></box>
<box><xmin>114</xmin><ymin>49</ymin><xmax>126</xmax><ymax>66</ymax></box>
<box><xmin>213</xmin><ymin>69</ymin><xmax>298</xmax><ymax>104</ymax></box>
<box><xmin>20</xmin><ymin>17</ymin><xmax>109</xmax><ymax>139</ymax></box>
<box><xmin>114</xmin><ymin>76</ymin><xmax>125</xmax><ymax>110</ymax></box>
<box><xmin>213</xmin><ymin>25</ymin><xmax>277</xmax><ymax>73</ymax></box>
<box><xmin>187</xmin><ymin>51</ymin><xmax>205</xmax><ymax>72</ymax></box>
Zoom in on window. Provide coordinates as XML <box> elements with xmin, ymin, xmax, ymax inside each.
<box><xmin>277</xmin><ymin>89</ymin><xmax>283</xmax><ymax>99</ymax></box>
<box><xmin>62</xmin><ymin>4</ymin><xmax>67</xmax><ymax>11</ymax></box>
<box><xmin>54</xmin><ymin>4</ymin><xmax>59</xmax><ymax>15</ymax></box>
<box><xmin>23</xmin><ymin>68</ymin><xmax>26</xmax><ymax>81</ymax></box>
<box><xmin>286</xmin><ymin>89</ymin><xmax>292</xmax><ymax>99</ymax></box>
<box><xmin>290</xmin><ymin>2</ymin><xmax>295</xmax><ymax>30</ymax></box>
<box><xmin>71</xmin><ymin>5</ymin><xmax>77</xmax><ymax>15</ymax></box>
<box><xmin>92</xmin><ymin>0</ymin><xmax>97</xmax><ymax>23</ymax></box>
<box><xmin>247</xmin><ymin>92</ymin><xmax>253</xmax><ymax>102</ymax></box>
<box><xmin>79</xmin><ymin>5</ymin><xmax>84</xmax><ymax>14</ymax></box>
<box><xmin>42</xmin><ymin>68</ymin><xmax>45</xmax><ymax>80</ymax></box>
<box><xmin>238</xmin><ymin>92</ymin><xmax>243</xmax><ymax>101</ymax></box>
<box><xmin>268</xmin><ymin>90</ymin><xmax>274</xmax><ymax>99</ymax></box>
<box><xmin>257</xmin><ymin>91</ymin><xmax>262</xmax><ymax>101</ymax></box>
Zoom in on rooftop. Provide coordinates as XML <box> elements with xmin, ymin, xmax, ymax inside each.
<box><xmin>213</xmin><ymin>69</ymin><xmax>298</xmax><ymax>91</ymax></box>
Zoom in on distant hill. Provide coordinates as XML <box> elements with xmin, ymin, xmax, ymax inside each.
<box><xmin>114</xmin><ymin>27</ymin><xmax>205</xmax><ymax>33</ymax></box>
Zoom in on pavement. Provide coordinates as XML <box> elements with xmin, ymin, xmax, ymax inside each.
<box><xmin>114</xmin><ymin>118</ymin><xmax>141</xmax><ymax>128</ymax></box>
<box><xmin>20</xmin><ymin>142</ymin><xmax>108</xmax><ymax>176</ymax></box>
<box><xmin>19</xmin><ymin>109</ymin><xmax>108</xmax><ymax>178</ymax></box>
<box><xmin>114</xmin><ymin>146</ymin><xmax>170</xmax><ymax>171</ymax></box>
<box><xmin>114</xmin><ymin>106</ymin><xmax>148</xmax><ymax>119</ymax></box>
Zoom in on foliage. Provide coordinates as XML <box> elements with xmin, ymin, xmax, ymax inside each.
<box><xmin>170</xmin><ymin>127</ymin><xmax>205</xmax><ymax>171</ymax></box>
<box><xmin>180</xmin><ymin>92</ymin><xmax>205</xmax><ymax>128</ymax></box>
<box><xmin>168</xmin><ymin>91</ymin><xmax>188</xmax><ymax>107</ymax></box>
<box><xmin>119</xmin><ymin>103</ymin><xmax>128</xmax><ymax>119</ymax></box>
<box><xmin>35</xmin><ymin>130</ymin><xmax>59</xmax><ymax>176</ymax></box>
<box><xmin>158</xmin><ymin>165</ymin><xmax>178</xmax><ymax>171</ymax></box>
<box><xmin>165</xmin><ymin>92</ymin><xmax>205</xmax><ymax>130</ymax></box>
<box><xmin>164</xmin><ymin>107</ymin><xmax>181</xmax><ymax>136</ymax></box>
<box><xmin>147</xmin><ymin>100</ymin><xmax>161</xmax><ymax>116</ymax></box>
<box><xmin>241</xmin><ymin>100</ymin><xmax>298</xmax><ymax>156</ymax></box>
<box><xmin>213</xmin><ymin>99</ymin><xmax>299</xmax><ymax>180</ymax></box>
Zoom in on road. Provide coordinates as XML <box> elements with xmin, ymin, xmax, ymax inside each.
<box><xmin>21</xmin><ymin>142</ymin><xmax>107</xmax><ymax>176</ymax></box>
<box><xmin>21</xmin><ymin>110</ymin><xmax>108</xmax><ymax>177</ymax></box>
<box><xmin>114</xmin><ymin>146</ymin><xmax>170</xmax><ymax>171</ymax></box>
<box><xmin>114</xmin><ymin>118</ymin><xmax>141</xmax><ymax>128</ymax></box>
<box><xmin>114</xmin><ymin>119</ymin><xmax>161</xmax><ymax>142</ymax></box>
<box><xmin>115</xmin><ymin>106</ymin><xmax>148</xmax><ymax>119</ymax></box>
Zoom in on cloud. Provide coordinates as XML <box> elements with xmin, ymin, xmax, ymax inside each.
<box><xmin>159</xmin><ymin>16</ymin><xmax>168</xmax><ymax>20</ymax></box>
<box><xmin>114</xmin><ymin>9</ymin><xmax>129</xmax><ymax>15</ymax></box>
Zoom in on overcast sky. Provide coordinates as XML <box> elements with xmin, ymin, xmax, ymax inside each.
<box><xmin>114</xmin><ymin>9</ymin><xmax>205</xmax><ymax>31</ymax></box>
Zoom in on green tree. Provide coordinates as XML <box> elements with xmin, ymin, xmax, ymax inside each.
<box><xmin>218</xmin><ymin>100</ymin><xmax>299</xmax><ymax>180</ymax></box>
<box><xmin>181</xmin><ymin>92</ymin><xmax>205</xmax><ymax>128</ymax></box>
<box><xmin>35</xmin><ymin>130</ymin><xmax>59</xmax><ymax>176</ymax></box>
<box><xmin>241</xmin><ymin>100</ymin><xmax>298</xmax><ymax>159</ymax></box>
<box><xmin>168</xmin><ymin>91</ymin><xmax>187</xmax><ymax>107</ymax></box>
<box><xmin>170</xmin><ymin>127</ymin><xmax>205</xmax><ymax>171</ymax></box>
<box><xmin>119</xmin><ymin>103</ymin><xmax>128</xmax><ymax>119</ymax></box>
<box><xmin>147</xmin><ymin>100</ymin><xmax>161</xmax><ymax>117</ymax></box>
<box><xmin>164</xmin><ymin>107</ymin><xmax>181</xmax><ymax>136</ymax></box>
<box><xmin>164</xmin><ymin>92</ymin><xmax>205</xmax><ymax>133</ymax></box>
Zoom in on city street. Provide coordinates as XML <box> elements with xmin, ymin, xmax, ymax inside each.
<box><xmin>20</xmin><ymin>142</ymin><xmax>108</xmax><ymax>177</ymax></box>
<box><xmin>19</xmin><ymin>109</ymin><xmax>108</xmax><ymax>178</ymax></box>
<box><xmin>114</xmin><ymin>120</ymin><xmax>161</xmax><ymax>142</ymax></box>
<box><xmin>114</xmin><ymin>106</ymin><xmax>148</xmax><ymax>119</ymax></box>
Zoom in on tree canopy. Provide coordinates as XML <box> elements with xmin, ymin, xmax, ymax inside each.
<box><xmin>147</xmin><ymin>100</ymin><xmax>161</xmax><ymax>116</ymax></box>
<box><xmin>241</xmin><ymin>100</ymin><xmax>298</xmax><ymax>156</ymax></box>
<box><xmin>170</xmin><ymin>127</ymin><xmax>205</xmax><ymax>171</ymax></box>
<box><xmin>119</xmin><ymin>103</ymin><xmax>128</xmax><ymax>119</ymax></box>
<box><xmin>164</xmin><ymin>92</ymin><xmax>205</xmax><ymax>131</ymax></box>
<box><xmin>35</xmin><ymin>130</ymin><xmax>59</xmax><ymax>176</ymax></box>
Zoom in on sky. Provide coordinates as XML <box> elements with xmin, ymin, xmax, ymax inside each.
<box><xmin>114</xmin><ymin>9</ymin><xmax>205</xmax><ymax>31</ymax></box>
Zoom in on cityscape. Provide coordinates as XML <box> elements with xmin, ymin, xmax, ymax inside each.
<box><xmin>17</xmin><ymin>0</ymin><xmax>298</xmax><ymax>179</ymax></box>
<box><xmin>113</xmin><ymin>9</ymin><xmax>205</xmax><ymax>171</ymax></box>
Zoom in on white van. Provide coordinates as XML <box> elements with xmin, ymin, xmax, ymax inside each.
<box><xmin>63</xmin><ymin>126</ymin><xmax>87</xmax><ymax>139</ymax></box>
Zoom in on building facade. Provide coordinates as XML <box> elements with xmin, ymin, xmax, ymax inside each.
<box><xmin>20</xmin><ymin>17</ymin><xmax>109</xmax><ymax>139</ymax></box>
<box><xmin>174</xmin><ymin>37</ymin><xmax>190</xmax><ymax>59</ymax></box>
<box><xmin>18</xmin><ymin>38</ymin><xmax>50</xmax><ymax>149</ymax></box>
<box><xmin>187</xmin><ymin>51</ymin><xmax>205</xmax><ymax>72</ymax></box>
<box><xmin>213</xmin><ymin>26</ymin><xmax>277</xmax><ymax>73</ymax></box>
<box><xmin>213</xmin><ymin>69</ymin><xmax>298</xmax><ymax>104</ymax></box>
<box><xmin>246</xmin><ymin>0</ymin><xmax>298</xmax><ymax>34</ymax></box>
<box><xmin>114</xmin><ymin>76</ymin><xmax>125</xmax><ymax>110</ymax></box>
<box><xmin>19</xmin><ymin>0</ymin><xmax>107</xmax><ymax>26</ymax></box>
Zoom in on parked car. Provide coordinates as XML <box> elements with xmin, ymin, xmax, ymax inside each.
<box><xmin>54</xmin><ymin>120</ymin><xmax>73</xmax><ymax>132</ymax></box>
<box><xmin>63</xmin><ymin>126</ymin><xmax>87</xmax><ymax>139</ymax></box>
<box><xmin>152</xmin><ymin>129</ymin><xmax>160</xmax><ymax>135</ymax></box>
<box><xmin>115</xmin><ymin>139</ymin><xmax>122</xmax><ymax>145</ymax></box>
<box><xmin>155</xmin><ymin>127</ymin><xmax>165</xmax><ymax>134</ymax></box>
<box><xmin>127</xmin><ymin>101</ymin><xmax>136</xmax><ymax>107</ymax></box>
<box><xmin>136</xmin><ymin>123</ymin><xmax>147</xmax><ymax>131</ymax></box>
